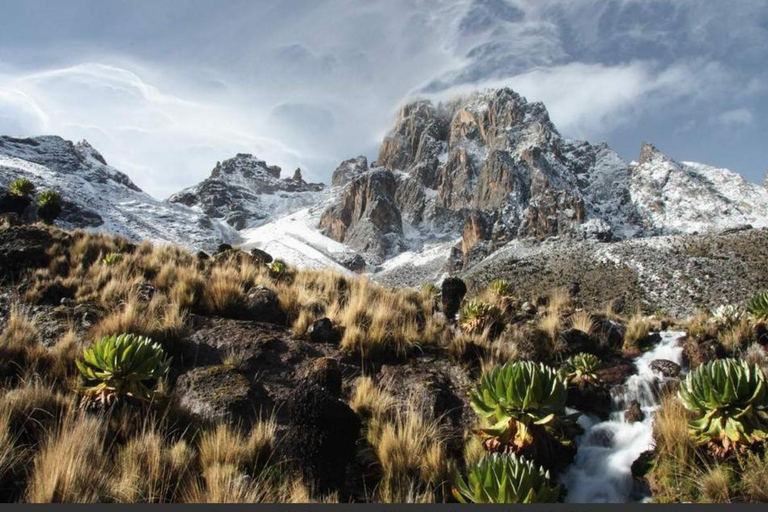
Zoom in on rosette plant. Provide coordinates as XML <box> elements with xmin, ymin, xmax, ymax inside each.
<box><xmin>747</xmin><ymin>292</ymin><xmax>768</xmax><ymax>323</ymax></box>
<box><xmin>453</xmin><ymin>453</ymin><xmax>562</xmax><ymax>503</ymax></box>
<box><xmin>488</xmin><ymin>279</ymin><xmax>514</xmax><ymax>298</ymax></box>
<box><xmin>460</xmin><ymin>301</ymin><xmax>502</xmax><ymax>334</ymax></box>
<box><xmin>677</xmin><ymin>358</ymin><xmax>768</xmax><ymax>456</ymax></box>
<box><xmin>76</xmin><ymin>333</ymin><xmax>171</xmax><ymax>406</ymax></box>
<box><xmin>562</xmin><ymin>353</ymin><xmax>600</xmax><ymax>387</ymax></box>
<box><xmin>36</xmin><ymin>189</ymin><xmax>62</xmax><ymax>224</ymax></box>
<box><xmin>470</xmin><ymin>361</ymin><xmax>577</xmax><ymax>453</ymax></box>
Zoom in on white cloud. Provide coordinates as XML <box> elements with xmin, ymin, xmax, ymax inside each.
<box><xmin>714</xmin><ymin>108</ymin><xmax>753</xmax><ymax>127</ymax></box>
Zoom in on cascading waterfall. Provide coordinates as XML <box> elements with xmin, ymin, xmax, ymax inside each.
<box><xmin>560</xmin><ymin>331</ymin><xmax>685</xmax><ymax>503</ymax></box>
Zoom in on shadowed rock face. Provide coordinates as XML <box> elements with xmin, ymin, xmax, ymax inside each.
<box><xmin>319</xmin><ymin>168</ymin><xmax>404</xmax><ymax>263</ymax></box>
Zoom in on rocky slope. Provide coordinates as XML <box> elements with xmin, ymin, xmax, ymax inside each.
<box><xmin>168</xmin><ymin>154</ymin><xmax>324</xmax><ymax>230</ymax></box>
<box><xmin>317</xmin><ymin>89</ymin><xmax>768</xmax><ymax>270</ymax></box>
<box><xmin>0</xmin><ymin>136</ymin><xmax>236</xmax><ymax>251</ymax></box>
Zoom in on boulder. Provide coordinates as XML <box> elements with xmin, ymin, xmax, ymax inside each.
<box><xmin>244</xmin><ymin>286</ymin><xmax>286</xmax><ymax>325</ymax></box>
<box><xmin>306</xmin><ymin>318</ymin><xmax>341</xmax><ymax>344</ymax></box>
<box><xmin>0</xmin><ymin>225</ymin><xmax>55</xmax><ymax>282</ymax></box>
<box><xmin>337</xmin><ymin>252</ymin><xmax>366</xmax><ymax>272</ymax></box>
<box><xmin>596</xmin><ymin>318</ymin><xmax>627</xmax><ymax>349</ymax></box>
<box><xmin>649</xmin><ymin>359</ymin><xmax>681</xmax><ymax>378</ymax></box>
<box><xmin>281</xmin><ymin>381</ymin><xmax>361</xmax><ymax>493</ymax></box>
<box><xmin>250</xmin><ymin>247</ymin><xmax>273</xmax><ymax>265</ymax></box>
<box><xmin>441</xmin><ymin>277</ymin><xmax>467</xmax><ymax>322</ymax></box>
<box><xmin>566</xmin><ymin>384</ymin><xmax>612</xmax><ymax>420</ymax></box>
<box><xmin>683</xmin><ymin>336</ymin><xmax>726</xmax><ymax>369</ymax></box>
<box><xmin>175</xmin><ymin>365</ymin><xmax>256</xmax><ymax>423</ymax></box>
<box><xmin>561</xmin><ymin>328</ymin><xmax>597</xmax><ymax>355</ymax></box>
<box><xmin>624</xmin><ymin>400</ymin><xmax>645</xmax><ymax>423</ymax></box>
<box><xmin>304</xmin><ymin>357</ymin><xmax>342</xmax><ymax>397</ymax></box>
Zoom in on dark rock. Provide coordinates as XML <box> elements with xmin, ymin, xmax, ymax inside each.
<box><xmin>337</xmin><ymin>252</ymin><xmax>366</xmax><ymax>272</ymax></box>
<box><xmin>249</xmin><ymin>247</ymin><xmax>273</xmax><ymax>265</ymax></box>
<box><xmin>282</xmin><ymin>381</ymin><xmax>361</xmax><ymax>493</ymax></box>
<box><xmin>597</xmin><ymin>359</ymin><xmax>635</xmax><ymax>387</ymax></box>
<box><xmin>304</xmin><ymin>357</ymin><xmax>342</xmax><ymax>396</ymax></box>
<box><xmin>631</xmin><ymin>450</ymin><xmax>655</xmax><ymax>479</ymax></box>
<box><xmin>441</xmin><ymin>277</ymin><xmax>467</xmax><ymax>322</ymax></box>
<box><xmin>637</xmin><ymin>332</ymin><xmax>662</xmax><ymax>350</ymax></box>
<box><xmin>597</xmin><ymin>318</ymin><xmax>627</xmax><ymax>350</ymax></box>
<box><xmin>561</xmin><ymin>328</ymin><xmax>597</xmax><ymax>355</ymax></box>
<box><xmin>244</xmin><ymin>286</ymin><xmax>286</xmax><ymax>325</ymax></box>
<box><xmin>588</xmin><ymin>428</ymin><xmax>615</xmax><ymax>448</ymax></box>
<box><xmin>196</xmin><ymin>250</ymin><xmax>210</xmax><ymax>260</ymax></box>
<box><xmin>0</xmin><ymin>225</ymin><xmax>55</xmax><ymax>282</ymax></box>
<box><xmin>0</xmin><ymin>191</ymin><xmax>31</xmax><ymax>216</ymax></box>
<box><xmin>649</xmin><ymin>359</ymin><xmax>681</xmax><ymax>378</ymax></box>
<box><xmin>175</xmin><ymin>365</ymin><xmax>255</xmax><ymax>423</ymax></box>
<box><xmin>521</xmin><ymin>301</ymin><xmax>537</xmax><ymax>317</ymax></box>
<box><xmin>306</xmin><ymin>317</ymin><xmax>341</xmax><ymax>344</ymax></box>
<box><xmin>36</xmin><ymin>280</ymin><xmax>76</xmax><ymax>305</ymax></box>
<box><xmin>566</xmin><ymin>384</ymin><xmax>612</xmax><ymax>420</ymax></box>
<box><xmin>624</xmin><ymin>400</ymin><xmax>645</xmax><ymax>423</ymax></box>
<box><xmin>216</xmin><ymin>243</ymin><xmax>233</xmax><ymax>254</ymax></box>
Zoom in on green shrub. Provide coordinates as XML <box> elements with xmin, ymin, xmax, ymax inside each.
<box><xmin>8</xmin><ymin>178</ymin><xmax>35</xmax><ymax>198</ymax></box>
<box><xmin>470</xmin><ymin>361</ymin><xmax>575</xmax><ymax>452</ymax></box>
<box><xmin>678</xmin><ymin>358</ymin><xmax>768</xmax><ymax>456</ymax></box>
<box><xmin>460</xmin><ymin>301</ymin><xmax>502</xmax><ymax>334</ymax></box>
<box><xmin>453</xmin><ymin>453</ymin><xmax>561</xmax><ymax>503</ymax></box>
<box><xmin>36</xmin><ymin>190</ymin><xmax>62</xmax><ymax>224</ymax></box>
<box><xmin>747</xmin><ymin>292</ymin><xmax>768</xmax><ymax>323</ymax></box>
<box><xmin>267</xmin><ymin>259</ymin><xmax>291</xmax><ymax>281</ymax></box>
<box><xmin>76</xmin><ymin>333</ymin><xmax>171</xmax><ymax>406</ymax></box>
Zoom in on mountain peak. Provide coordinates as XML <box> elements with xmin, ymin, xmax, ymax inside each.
<box><xmin>638</xmin><ymin>142</ymin><xmax>670</xmax><ymax>166</ymax></box>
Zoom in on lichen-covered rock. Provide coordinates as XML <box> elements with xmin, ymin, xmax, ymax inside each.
<box><xmin>244</xmin><ymin>286</ymin><xmax>286</xmax><ymax>325</ymax></box>
<box><xmin>175</xmin><ymin>365</ymin><xmax>255</xmax><ymax>423</ymax></box>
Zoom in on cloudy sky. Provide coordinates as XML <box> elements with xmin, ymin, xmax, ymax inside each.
<box><xmin>0</xmin><ymin>0</ymin><xmax>766</xmax><ymax>197</ymax></box>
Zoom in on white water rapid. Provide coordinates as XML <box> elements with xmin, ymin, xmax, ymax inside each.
<box><xmin>560</xmin><ymin>331</ymin><xmax>685</xmax><ymax>503</ymax></box>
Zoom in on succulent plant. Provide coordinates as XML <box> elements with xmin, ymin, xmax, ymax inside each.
<box><xmin>8</xmin><ymin>178</ymin><xmax>35</xmax><ymax>198</ymax></box>
<box><xmin>677</xmin><ymin>358</ymin><xmax>768</xmax><ymax>455</ymax></box>
<box><xmin>76</xmin><ymin>333</ymin><xmax>171</xmax><ymax>406</ymax></box>
<box><xmin>747</xmin><ymin>292</ymin><xmax>768</xmax><ymax>323</ymax></box>
<box><xmin>562</xmin><ymin>353</ymin><xmax>600</xmax><ymax>387</ymax></box>
<box><xmin>36</xmin><ymin>190</ymin><xmax>63</xmax><ymax>224</ymax></box>
<box><xmin>460</xmin><ymin>301</ymin><xmax>502</xmax><ymax>334</ymax></box>
<box><xmin>453</xmin><ymin>453</ymin><xmax>562</xmax><ymax>503</ymax></box>
<box><xmin>102</xmin><ymin>252</ymin><xmax>123</xmax><ymax>267</ymax></box>
<box><xmin>268</xmin><ymin>259</ymin><xmax>289</xmax><ymax>280</ymax></box>
<box><xmin>710</xmin><ymin>304</ymin><xmax>744</xmax><ymax>327</ymax></box>
<box><xmin>470</xmin><ymin>361</ymin><xmax>575</xmax><ymax>452</ymax></box>
<box><xmin>488</xmin><ymin>279</ymin><xmax>514</xmax><ymax>298</ymax></box>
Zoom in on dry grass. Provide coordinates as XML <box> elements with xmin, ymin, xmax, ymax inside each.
<box><xmin>25</xmin><ymin>412</ymin><xmax>111</xmax><ymax>503</ymax></box>
<box><xmin>547</xmin><ymin>287</ymin><xmax>571</xmax><ymax>315</ymax></box>
<box><xmin>197</xmin><ymin>420</ymin><xmax>276</xmax><ymax>475</ymax></box>
<box><xmin>537</xmin><ymin>313</ymin><xmax>566</xmax><ymax>356</ymax></box>
<box><xmin>740</xmin><ymin>450</ymin><xmax>768</xmax><ymax>502</ymax></box>
<box><xmin>623</xmin><ymin>312</ymin><xmax>652</xmax><ymax>351</ymax></box>
<box><xmin>90</xmin><ymin>294</ymin><xmax>188</xmax><ymax>345</ymax></box>
<box><xmin>112</xmin><ymin>430</ymin><xmax>195</xmax><ymax>502</ymax></box>
<box><xmin>718</xmin><ymin>318</ymin><xmax>754</xmax><ymax>354</ymax></box>
<box><xmin>569</xmin><ymin>310</ymin><xmax>596</xmax><ymax>335</ymax></box>
<box><xmin>350</xmin><ymin>376</ymin><xmax>397</xmax><ymax>424</ymax></box>
<box><xmin>698</xmin><ymin>465</ymin><xmax>731</xmax><ymax>503</ymax></box>
<box><xmin>369</xmin><ymin>407</ymin><xmax>454</xmax><ymax>503</ymax></box>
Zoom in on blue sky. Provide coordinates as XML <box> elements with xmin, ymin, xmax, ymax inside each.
<box><xmin>0</xmin><ymin>0</ymin><xmax>766</xmax><ymax>197</ymax></box>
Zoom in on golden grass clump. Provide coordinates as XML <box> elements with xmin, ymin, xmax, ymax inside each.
<box><xmin>197</xmin><ymin>420</ymin><xmax>276</xmax><ymax>475</ymax></box>
<box><xmin>349</xmin><ymin>376</ymin><xmax>397</xmax><ymax>425</ymax></box>
<box><xmin>698</xmin><ymin>465</ymin><xmax>731</xmax><ymax>503</ymax></box>
<box><xmin>623</xmin><ymin>312</ymin><xmax>652</xmax><ymax>351</ymax></box>
<box><xmin>90</xmin><ymin>294</ymin><xmax>188</xmax><ymax>345</ymax></box>
<box><xmin>369</xmin><ymin>407</ymin><xmax>454</xmax><ymax>503</ymax></box>
<box><xmin>569</xmin><ymin>310</ymin><xmax>597</xmax><ymax>335</ymax></box>
<box><xmin>25</xmin><ymin>413</ymin><xmax>111</xmax><ymax>503</ymax></box>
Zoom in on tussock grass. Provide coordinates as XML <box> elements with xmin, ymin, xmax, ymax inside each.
<box><xmin>350</xmin><ymin>376</ymin><xmax>397</xmax><ymax>424</ymax></box>
<box><xmin>197</xmin><ymin>420</ymin><xmax>276</xmax><ymax>475</ymax></box>
<box><xmin>25</xmin><ymin>412</ymin><xmax>111</xmax><ymax>503</ymax></box>
<box><xmin>623</xmin><ymin>312</ymin><xmax>652</xmax><ymax>351</ymax></box>
<box><xmin>698</xmin><ymin>465</ymin><xmax>731</xmax><ymax>503</ymax></box>
<box><xmin>569</xmin><ymin>310</ymin><xmax>596</xmax><ymax>335</ymax></box>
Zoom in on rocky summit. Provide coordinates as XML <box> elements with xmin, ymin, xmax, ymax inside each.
<box><xmin>168</xmin><ymin>153</ymin><xmax>324</xmax><ymax>230</ymax></box>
